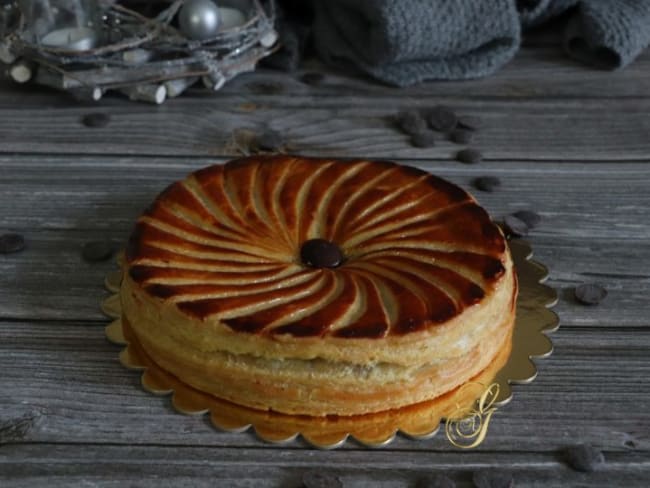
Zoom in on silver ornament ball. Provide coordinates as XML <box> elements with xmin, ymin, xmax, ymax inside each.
<box><xmin>179</xmin><ymin>0</ymin><xmax>221</xmax><ymax>41</ymax></box>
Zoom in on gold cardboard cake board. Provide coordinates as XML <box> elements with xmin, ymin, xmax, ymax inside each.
<box><xmin>103</xmin><ymin>239</ymin><xmax>558</xmax><ymax>449</ymax></box>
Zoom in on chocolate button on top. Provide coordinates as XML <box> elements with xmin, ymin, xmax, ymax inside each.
<box><xmin>300</xmin><ymin>238</ymin><xmax>344</xmax><ymax>268</ymax></box>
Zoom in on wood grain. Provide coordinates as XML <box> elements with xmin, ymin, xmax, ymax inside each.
<box><xmin>0</xmin><ymin>51</ymin><xmax>649</xmax><ymax>160</ymax></box>
<box><xmin>0</xmin><ymin>96</ymin><xmax>647</xmax><ymax>161</ymax></box>
<box><xmin>0</xmin><ymin>322</ymin><xmax>648</xmax><ymax>453</ymax></box>
<box><xmin>1</xmin><ymin>158</ymin><xmax>648</xmax><ymax>324</ymax></box>
<box><xmin>0</xmin><ymin>229</ymin><xmax>648</xmax><ymax>327</ymax></box>
<box><xmin>1</xmin><ymin>443</ymin><xmax>648</xmax><ymax>488</ymax></box>
<box><xmin>1</xmin><ymin>35</ymin><xmax>649</xmax><ymax>487</ymax></box>
<box><xmin>3</xmin><ymin>157</ymin><xmax>650</xmax><ymax>239</ymax></box>
<box><xmin>2</xmin><ymin>46</ymin><xmax>649</xmax><ymax>103</ymax></box>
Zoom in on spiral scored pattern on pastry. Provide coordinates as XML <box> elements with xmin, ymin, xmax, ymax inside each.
<box><xmin>125</xmin><ymin>155</ymin><xmax>507</xmax><ymax>340</ymax></box>
<box><xmin>121</xmin><ymin>155</ymin><xmax>517</xmax><ymax>415</ymax></box>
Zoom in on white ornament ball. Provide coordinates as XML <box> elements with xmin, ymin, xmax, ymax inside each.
<box><xmin>179</xmin><ymin>0</ymin><xmax>221</xmax><ymax>41</ymax></box>
<box><xmin>218</xmin><ymin>7</ymin><xmax>246</xmax><ymax>30</ymax></box>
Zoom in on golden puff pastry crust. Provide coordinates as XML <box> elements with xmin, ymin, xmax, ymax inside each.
<box><xmin>121</xmin><ymin>155</ymin><xmax>517</xmax><ymax>415</ymax></box>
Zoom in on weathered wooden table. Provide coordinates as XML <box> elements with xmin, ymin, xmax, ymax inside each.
<box><xmin>1</xmin><ymin>31</ymin><xmax>649</xmax><ymax>487</ymax></box>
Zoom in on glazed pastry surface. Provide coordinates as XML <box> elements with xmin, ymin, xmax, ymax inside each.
<box><xmin>121</xmin><ymin>156</ymin><xmax>517</xmax><ymax>415</ymax></box>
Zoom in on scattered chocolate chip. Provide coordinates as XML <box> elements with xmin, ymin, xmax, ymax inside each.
<box><xmin>247</xmin><ymin>81</ymin><xmax>284</xmax><ymax>95</ymax></box>
<box><xmin>512</xmin><ymin>210</ymin><xmax>541</xmax><ymax>229</ymax></box>
<box><xmin>82</xmin><ymin>240</ymin><xmax>115</xmax><ymax>262</ymax></box>
<box><xmin>623</xmin><ymin>438</ymin><xmax>637</xmax><ymax>449</ymax></box>
<box><xmin>426</xmin><ymin>105</ymin><xmax>458</xmax><ymax>132</ymax></box>
<box><xmin>301</xmin><ymin>239</ymin><xmax>344</xmax><ymax>269</ymax></box>
<box><xmin>473</xmin><ymin>176</ymin><xmax>501</xmax><ymax>192</ymax></box>
<box><xmin>574</xmin><ymin>283</ymin><xmax>607</xmax><ymax>306</ymax></box>
<box><xmin>81</xmin><ymin>113</ymin><xmax>110</xmax><ymax>128</ymax></box>
<box><xmin>300</xmin><ymin>72</ymin><xmax>325</xmax><ymax>85</ymax></box>
<box><xmin>456</xmin><ymin>148</ymin><xmax>483</xmax><ymax>164</ymax></box>
<box><xmin>564</xmin><ymin>444</ymin><xmax>605</xmax><ymax>472</ymax></box>
<box><xmin>0</xmin><ymin>233</ymin><xmax>26</xmax><ymax>254</ymax></box>
<box><xmin>472</xmin><ymin>470</ymin><xmax>514</xmax><ymax>488</ymax></box>
<box><xmin>502</xmin><ymin>215</ymin><xmax>529</xmax><ymax>238</ymax></box>
<box><xmin>255</xmin><ymin>129</ymin><xmax>284</xmax><ymax>152</ymax></box>
<box><xmin>396</xmin><ymin>110</ymin><xmax>427</xmax><ymax>136</ymax></box>
<box><xmin>450</xmin><ymin>128</ymin><xmax>474</xmax><ymax>145</ymax></box>
<box><xmin>410</xmin><ymin>130</ymin><xmax>436</xmax><ymax>148</ymax></box>
<box><xmin>302</xmin><ymin>472</ymin><xmax>342</xmax><ymax>488</ymax></box>
<box><xmin>416</xmin><ymin>474</ymin><xmax>456</xmax><ymax>488</ymax></box>
<box><xmin>457</xmin><ymin>116</ymin><xmax>481</xmax><ymax>131</ymax></box>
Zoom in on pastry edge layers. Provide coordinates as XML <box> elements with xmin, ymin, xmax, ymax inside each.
<box><xmin>120</xmin><ymin>251</ymin><xmax>515</xmax><ymax>368</ymax></box>
<box><xmin>119</xmin><ymin>264</ymin><xmax>516</xmax><ymax>416</ymax></box>
<box><xmin>124</xmin><ymin>293</ymin><xmax>515</xmax><ymax>416</ymax></box>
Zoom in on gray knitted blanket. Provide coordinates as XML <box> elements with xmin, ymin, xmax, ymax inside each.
<box><xmin>311</xmin><ymin>0</ymin><xmax>650</xmax><ymax>86</ymax></box>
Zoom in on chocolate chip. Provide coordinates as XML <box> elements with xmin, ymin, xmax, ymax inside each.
<box><xmin>457</xmin><ymin>116</ymin><xmax>481</xmax><ymax>131</ymax></box>
<box><xmin>301</xmin><ymin>239</ymin><xmax>344</xmax><ymax>269</ymax></box>
<box><xmin>450</xmin><ymin>128</ymin><xmax>474</xmax><ymax>145</ymax></box>
<box><xmin>410</xmin><ymin>130</ymin><xmax>436</xmax><ymax>148</ymax></box>
<box><xmin>473</xmin><ymin>176</ymin><xmax>501</xmax><ymax>192</ymax></box>
<box><xmin>247</xmin><ymin>81</ymin><xmax>284</xmax><ymax>95</ymax></box>
<box><xmin>300</xmin><ymin>72</ymin><xmax>325</xmax><ymax>85</ymax></box>
<box><xmin>456</xmin><ymin>148</ymin><xmax>483</xmax><ymax>164</ymax></box>
<box><xmin>255</xmin><ymin>129</ymin><xmax>284</xmax><ymax>152</ymax></box>
<box><xmin>426</xmin><ymin>105</ymin><xmax>458</xmax><ymax>132</ymax></box>
<box><xmin>472</xmin><ymin>470</ymin><xmax>514</xmax><ymax>488</ymax></box>
<box><xmin>622</xmin><ymin>432</ymin><xmax>638</xmax><ymax>450</ymax></box>
<box><xmin>574</xmin><ymin>283</ymin><xmax>607</xmax><ymax>306</ymax></box>
<box><xmin>0</xmin><ymin>233</ymin><xmax>26</xmax><ymax>254</ymax></box>
<box><xmin>564</xmin><ymin>444</ymin><xmax>605</xmax><ymax>472</ymax></box>
<box><xmin>512</xmin><ymin>210</ymin><xmax>541</xmax><ymax>229</ymax></box>
<box><xmin>502</xmin><ymin>215</ymin><xmax>529</xmax><ymax>238</ymax></box>
<box><xmin>396</xmin><ymin>110</ymin><xmax>427</xmax><ymax>136</ymax></box>
<box><xmin>82</xmin><ymin>240</ymin><xmax>115</xmax><ymax>262</ymax></box>
<box><xmin>302</xmin><ymin>472</ymin><xmax>342</xmax><ymax>488</ymax></box>
<box><xmin>81</xmin><ymin>113</ymin><xmax>110</xmax><ymax>128</ymax></box>
<box><xmin>416</xmin><ymin>474</ymin><xmax>456</xmax><ymax>488</ymax></box>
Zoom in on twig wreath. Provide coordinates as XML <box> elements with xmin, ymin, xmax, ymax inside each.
<box><xmin>0</xmin><ymin>0</ymin><xmax>277</xmax><ymax>103</ymax></box>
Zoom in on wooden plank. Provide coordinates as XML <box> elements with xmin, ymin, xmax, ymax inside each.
<box><xmin>2</xmin><ymin>158</ymin><xmax>650</xmax><ymax>239</ymax></box>
<box><xmin>0</xmin><ymin>31</ymin><xmax>648</xmax><ymax>487</ymax></box>
<box><xmin>1</xmin><ymin>158</ymin><xmax>648</xmax><ymax>324</ymax></box>
<box><xmin>0</xmin><ymin>443</ymin><xmax>648</xmax><ymax>488</ymax></box>
<box><xmin>1</xmin><ymin>322</ymin><xmax>648</xmax><ymax>453</ymax></box>
<box><xmin>1</xmin><ymin>46</ymin><xmax>649</xmax><ymax>105</ymax></box>
<box><xmin>0</xmin><ymin>229</ymin><xmax>647</xmax><ymax>326</ymax></box>
<box><xmin>236</xmin><ymin>49</ymin><xmax>650</xmax><ymax>99</ymax></box>
<box><xmin>0</xmin><ymin>63</ymin><xmax>649</xmax><ymax>160</ymax></box>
